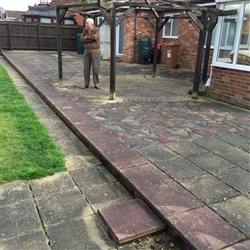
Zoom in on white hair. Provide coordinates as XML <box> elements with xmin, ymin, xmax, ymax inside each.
<box><xmin>85</xmin><ymin>18</ymin><xmax>94</xmax><ymax>24</ymax></box>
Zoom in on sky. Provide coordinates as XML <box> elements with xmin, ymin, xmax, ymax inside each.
<box><xmin>0</xmin><ymin>0</ymin><xmax>41</xmax><ymax>11</ymax></box>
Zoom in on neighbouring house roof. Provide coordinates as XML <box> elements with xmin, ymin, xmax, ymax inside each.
<box><xmin>3</xmin><ymin>10</ymin><xmax>25</xmax><ymax>21</ymax></box>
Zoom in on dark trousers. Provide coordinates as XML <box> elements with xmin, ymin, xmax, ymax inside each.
<box><xmin>83</xmin><ymin>51</ymin><xmax>100</xmax><ymax>86</ymax></box>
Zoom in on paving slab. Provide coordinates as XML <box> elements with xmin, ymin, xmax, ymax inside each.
<box><xmin>165</xmin><ymin>141</ymin><xmax>209</xmax><ymax>157</ymax></box>
<box><xmin>179</xmin><ymin>174</ymin><xmax>239</xmax><ymax>204</ymax></box>
<box><xmin>81</xmin><ymin>182</ymin><xmax>132</xmax><ymax>213</ymax></box>
<box><xmin>168</xmin><ymin>206</ymin><xmax>245</xmax><ymax>250</ymax></box>
<box><xmin>69</xmin><ymin>165</ymin><xmax>117</xmax><ymax>189</ymax></box>
<box><xmin>215</xmin><ymin>132</ymin><xmax>250</xmax><ymax>147</ymax></box>
<box><xmin>138</xmin><ymin>182</ymin><xmax>203</xmax><ymax>219</ymax></box>
<box><xmin>46</xmin><ymin>216</ymin><xmax>116</xmax><ymax>250</ymax></box>
<box><xmin>30</xmin><ymin>172</ymin><xmax>78</xmax><ymax>198</ymax></box>
<box><xmin>36</xmin><ymin>190</ymin><xmax>93</xmax><ymax>226</ymax></box>
<box><xmin>136</xmin><ymin>144</ymin><xmax>179</xmax><ymax>163</ymax></box>
<box><xmin>119</xmin><ymin>163</ymin><xmax>173</xmax><ymax>192</ymax></box>
<box><xmin>213</xmin><ymin>167</ymin><xmax>250</xmax><ymax>194</ymax></box>
<box><xmin>0</xmin><ymin>229</ymin><xmax>50</xmax><ymax>250</ymax></box>
<box><xmin>223</xmin><ymin>240</ymin><xmax>250</xmax><ymax>250</ymax></box>
<box><xmin>98</xmin><ymin>199</ymin><xmax>166</xmax><ymax>244</ymax></box>
<box><xmin>215</xmin><ymin>147</ymin><xmax>250</xmax><ymax>170</ymax></box>
<box><xmin>186</xmin><ymin>152</ymin><xmax>235</xmax><ymax>173</ymax></box>
<box><xmin>192</xmin><ymin>136</ymin><xmax>231</xmax><ymax>151</ymax></box>
<box><xmin>0</xmin><ymin>200</ymin><xmax>41</xmax><ymax>239</ymax></box>
<box><xmin>0</xmin><ymin>180</ymin><xmax>32</xmax><ymax>206</ymax></box>
<box><xmin>210</xmin><ymin>195</ymin><xmax>250</xmax><ymax>236</ymax></box>
<box><xmin>155</xmin><ymin>157</ymin><xmax>206</xmax><ymax>181</ymax></box>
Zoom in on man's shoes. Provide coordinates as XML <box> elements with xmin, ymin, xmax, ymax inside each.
<box><xmin>81</xmin><ymin>85</ymin><xmax>89</xmax><ymax>89</ymax></box>
<box><xmin>95</xmin><ymin>85</ymin><xmax>100</xmax><ymax>90</ymax></box>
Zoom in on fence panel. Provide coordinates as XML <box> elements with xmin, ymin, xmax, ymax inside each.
<box><xmin>0</xmin><ymin>21</ymin><xmax>82</xmax><ymax>51</ymax></box>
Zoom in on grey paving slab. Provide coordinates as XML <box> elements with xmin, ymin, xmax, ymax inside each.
<box><xmin>186</xmin><ymin>152</ymin><xmax>235</xmax><ymax>173</ymax></box>
<box><xmin>165</xmin><ymin>141</ymin><xmax>209</xmax><ymax>157</ymax></box>
<box><xmin>213</xmin><ymin>167</ymin><xmax>250</xmax><ymax>194</ymax></box>
<box><xmin>139</xmin><ymin>182</ymin><xmax>203</xmax><ymax>219</ymax></box>
<box><xmin>238</xmin><ymin>143</ymin><xmax>250</xmax><ymax>153</ymax></box>
<box><xmin>46</xmin><ymin>216</ymin><xmax>116</xmax><ymax>250</ymax></box>
<box><xmin>136</xmin><ymin>144</ymin><xmax>179</xmax><ymax>163</ymax></box>
<box><xmin>98</xmin><ymin>199</ymin><xmax>166</xmax><ymax>244</ymax></box>
<box><xmin>215</xmin><ymin>146</ymin><xmax>250</xmax><ymax>170</ymax></box>
<box><xmin>155</xmin><ymin>157</ymin><xmax>206</xmax><ymax>181</ymax></box>
<box><xmin>179</xmin><ymin>174</ymin><xmax>239</xmax><ymax>204</ymax></box>
<box><xmin>0</xmin><ymin>229</ymin><xmax>50</xmax><ymax>250</ymax></box>
<box><xmin>193</xmin><ymin>136</ymin><xmax>230</xmax><ymax>151</ymax></box>
<box><xmin>0</xmin><ymin>180</ymin><xmax>32</xmax><ymax>206</ymax></box>
<box><xmin>30</xmin><ymin>172</ymin><xmax>78</xmax><ymax>198</ymax></box>
<box><xmin>215</xmin><ymin>132</ymin><xmax>250</xmax><ymax>147</ymax></box>
<box><xmin>82</xmin><ymin>182</ymin><xmax>133</xmax><ymax>213</ymax></box>
<box><xmin>168</xmin><ymin>206</ymin><xmax>245</xmax><ymax>250</ymax></box>
<box><xmin>70</xmin><ymin>165</ymin><xmax>117</xmax><ymax>189</ymax></box>
<box><xmin>210</xmin><ymin>195</ymin><xmax>250</xmax><ymax>236</ymax></box>
<box><xmin>36</xmin><ymin>190</ymin><xmax>93</xmax><ymax>226</ymax></box>
<box><xmin>0</xmin><ymin>200</ymin><xmax>41</xmax><ymax>239</ymax></box>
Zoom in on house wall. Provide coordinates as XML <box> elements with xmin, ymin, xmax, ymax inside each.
<box><xmin>122</xmin><ymin>10</ymin><xmax>213</xmax><ymax>71</ymax></box>
<box><xmin>208</xmin><ymin>67</ymin><xmax>250</xmax><ymax>109</ymax></box>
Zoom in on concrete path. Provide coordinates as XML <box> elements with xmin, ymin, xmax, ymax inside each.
<box><xmin>1</xmin><ymin>51</ymin><xmax>250</xmax><ymax>250</ymax></box>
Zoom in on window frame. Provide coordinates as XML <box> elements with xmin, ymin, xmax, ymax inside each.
<box><xmin>162</xmin><ymin>13</ymin><xmax>180</xmax><ymax>39</ymax></box>
<box><xmin>212</xmin><ymin>1</ymin><xmax>250</xmax><ymax>71</ymax></box>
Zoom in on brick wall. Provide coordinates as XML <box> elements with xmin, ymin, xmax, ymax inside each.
<box><xmin>208</xmin><ymin>67</ymin><xmax>250</xmax><ymax>109</ymax></box>
<box><xmin>121</xmin><ymin>10</ymin><xmax>213</xmax><ymax>71</ymax></box>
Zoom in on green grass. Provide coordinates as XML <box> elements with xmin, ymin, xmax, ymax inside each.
<box><xmin>0</xmin><ymin>64</ymin><xmax>66</xmax><ymax>184</ymax></box>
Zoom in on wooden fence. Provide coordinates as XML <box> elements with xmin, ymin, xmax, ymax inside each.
<box><xmin>0</xmin><ymin>21</ymin><xmax>83</xmax><ymax>52</ymax></box>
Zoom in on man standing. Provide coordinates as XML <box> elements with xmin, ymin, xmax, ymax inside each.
<box><xmin>81</xmin><ymin>18</ymin><xmax>100</xmax><ymax>89</ymax></box>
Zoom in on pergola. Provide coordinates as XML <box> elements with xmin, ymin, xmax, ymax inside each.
<box><xmin>31</xmin><ymin>0</ymin><xmax>236</xmax><ymax>100</ymax></box>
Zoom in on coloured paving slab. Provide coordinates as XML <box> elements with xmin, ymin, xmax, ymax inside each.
<box><xmin>1</xmin><ymin>51</ymin><xmax>250</xmax><ymax>249</ymax></box>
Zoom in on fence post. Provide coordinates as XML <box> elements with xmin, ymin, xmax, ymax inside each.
<box><xmin>8</xmin><ymin>22</ymin><xmax>12</xmax><ymax>50</ymax></box>
<box><xmin>38</xmin><ymin>23</ymin><xmax>41</xmax><ymax>51</ymax></box>
<box><xmin>0</xmin><ymin>23</ymin><xmax>2</xmax><ymax>55</ymax></box>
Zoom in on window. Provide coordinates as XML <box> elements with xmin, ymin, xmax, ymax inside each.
<box><xmin>64</xmin><ymin>19</ymin><xmax>74</xmax><ymax>25</ymax></box>
<box><xmin>213</xmin><ymin>1</ymin><xmax>250</xmax><ymax>70</ymax></box>
<box><xmin>163</xmin><ymin>14</ymin><xmax>180</xmax><ymax>38</ymax></box>
<box><xmin>25</xmin><ymin>17</ymin><xmax>31</xmax><ymax>22</ymax></box>
<box><xmin>40</xmin><ymin>17</ymin><xmax>51</xmax><ymax>23</ymax></box>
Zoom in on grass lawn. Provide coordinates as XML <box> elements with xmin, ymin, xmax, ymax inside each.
<box><xmin>0</xmin><ymin>64</ymin><xmax>66</xmax><ymax>185</ymax></box>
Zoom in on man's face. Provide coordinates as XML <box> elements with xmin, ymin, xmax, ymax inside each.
<box><xmin>85</xmin><ymin>20</ymin><xmax>93</xmax><ymax>30</ymax></box>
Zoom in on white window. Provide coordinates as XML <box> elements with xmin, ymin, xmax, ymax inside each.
<box><xmin>40</xmin><ymin>17</ymin><xmax>51</xmax><ymax>23</ymax></box>
<box><xmin>25</xmin><ymin>17</ymin><xmax>31</xmax><ymax>22</ymax></box>
<box><xmin>213</xmin><ymin>1</ymin><xmax>250</xmax><ymax>71</ymax></box>
<box><xmin>163</xmin><ymin>14</ymin><xmax>180</xmax><ymax>38</ymax></box>
<box><xmin>64</xmin><ymin>19</ymin><xmax>74</xmax><ymax>25</ymax></box>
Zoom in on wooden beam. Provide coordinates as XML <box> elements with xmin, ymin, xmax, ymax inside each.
<box><xmin>115</xmin><ymin>6</ymin><xmax>136</xmax><ymax>27</ymax></box>
<box><xmin>99</xmin><ymin>7</ymin><xmax>111</xmax><ymax>27</ymax></box>
<box><xmin>192</xmin><ymin>11</ymin><xmax>207</xmax><ymax>99</ymax></box>
<box><xmin>158</xmin><ymin>17</ymin><xmax>170</xmax><ymax>32</ymax></box>
<box><xmin>187</xmin><ymin>11</ymin><xmax>203</xmax><ymax>30</ymax></box>
<box><xmin>145</xmin><ymin>0</ymin><xmax>159</xmax><ymax>19</ymax></box>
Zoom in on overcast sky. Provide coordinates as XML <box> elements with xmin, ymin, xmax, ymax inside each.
<box><xmin>0</xmin><ymin>0</ymin><xmax>40</xmax><ymax>11</ymax></box>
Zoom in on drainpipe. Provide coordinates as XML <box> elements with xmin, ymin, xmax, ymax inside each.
<box><xmin>133</xmin><ymin>10</ymin><xmax>138</xmax><ymax>63</ymax></box>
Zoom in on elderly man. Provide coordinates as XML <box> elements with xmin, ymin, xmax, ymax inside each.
<box><xmin>81</xmin><ymin>18</ymin><xmax>101</xmax><ymax>89</ymax></box>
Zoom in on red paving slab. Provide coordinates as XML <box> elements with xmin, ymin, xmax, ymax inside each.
<box><xmin>98</xmin><ymin>198</ymin><xmax>167</xmax><ymax>244</ymax></box>
<box><xmin>168</xmin><ymin>206</ymin><xmax>245</xmax><ymax>250</ymax></box>
<box><xmin>138</xmin><ymin>182</ymin><xmax>204</xmax><ymax>219</ymax></box>
<box><xmin>119</xmin><ymin>163</ymin><xmax>173</xmax><ymax>191</ymax></box>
